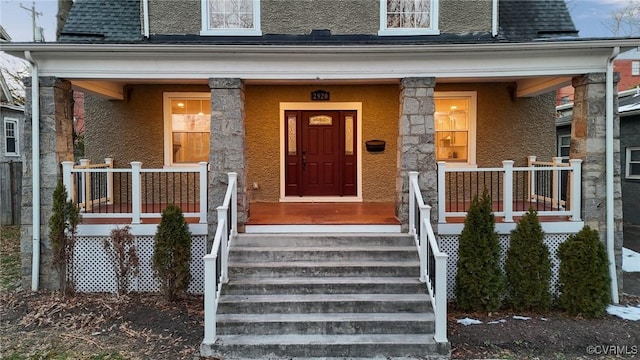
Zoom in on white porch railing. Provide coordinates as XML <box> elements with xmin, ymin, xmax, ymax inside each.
<box><xmin>437</xmin><ymin>158</ymin><xmax>582</xmax><ymax>223</ymax></box>
<box><xmin>61</xmin><ymin>160</ymin><xmax>208</xmax><ymax>224</ymax></box>
<box><xmin>203</xmin><ymin>172</ymin><xmax>238</xmax><ymax>345</ymax></box>
<box><xmin>408</xmin><ymin>171</ymin><xmax>448</xmax><ymax>344</ymax></box>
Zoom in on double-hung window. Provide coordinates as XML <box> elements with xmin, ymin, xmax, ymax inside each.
<box><xmin>434</xmin><ymin>92</ymin><xmax>477</xmax><ymax>165</ymax></box>
<box><xmin>163</xmin><ymin>93</ymin><xmax>211</xmax><ymax>166</ymax></box>
<box><xmin>4</xmin><ymin>118</ymin><xmax>19</xmax><ymax>157</ymax></box>
<box><xmin>626</xmin><ymin>147</ymin><xmax>640</xmax><ymax>179</ymax></box>
<box><xmin>201</xmin><ymin>0</ymin><xmax>261</xmax><ymax>36</ymax></box>
<box><xmin>379</xmin><ymin>0</ymin><xmax>439</xmax><ymax>36</ymax></box>
<box><xmin>558</xmin><ymin>135</ymin><xmax>570</xmax><ymax>160</ymax></box>
<box><xmin>632</xmin><ymin>61</ymin><xmax>640</xmax><ymax>76</ymax></box>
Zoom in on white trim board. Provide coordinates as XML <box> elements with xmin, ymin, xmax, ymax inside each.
<box><xmin>437</xmin><ymin>221</ymin><xmax>585</xmax><ymax>235</ymax></box>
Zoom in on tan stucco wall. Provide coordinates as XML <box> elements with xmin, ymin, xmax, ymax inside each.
<box><xmin>84</xmin><ymin>84</ymin><xmax>210</xmax><ymax>167</ymax></box>
<box><xmin>435</xmin><ymin>83</ymin><xmax>557</xmax><ymax>167</ymax></box>
<box><xmin>147</xmin><ymin>0</ymin><xmax>492</xmax><ymax>35</ymax></box>
<box><xmin>245</xmin><ymin>84</ymin><xmax>399</xmax><ymax>203</ymax></box>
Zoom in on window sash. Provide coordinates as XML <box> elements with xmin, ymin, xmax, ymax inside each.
<box><xmin>632</xmin><ymin>61</ymin><xmax>640</xmax><ymax>76</ymax></box>
<box><xmin>434</xmin><ymin>92</ymin><xmax>477</xmax><ymax>166</ymax></box>
<box><xmin>379</xmin><ymin>0</ymin><xmax>439</xmax><ymax>36</ymax></box>
<box><xmin>4</xmin><ymin>118</ymin><xmax>18</xmax><ymax>156</ymax></box>
<box><xmin>201</xmin><ymin>0</ymin><xmax>262</xmax><ymax>36</ymax></box>
<box><xmin>627</xmin><ymin>147</ymin><xmax>640</xmax><ymax>179</ymax></box>
<box><xmin>163</xmin><ymin>93</ymin><xmax>211</xmax><ymax>166</ymax></box>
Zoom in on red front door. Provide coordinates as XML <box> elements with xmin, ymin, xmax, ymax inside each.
<box><xmin>284</xmin><ymin>110</ymin><xmax>357</xmax><ymax>197</ymax></box>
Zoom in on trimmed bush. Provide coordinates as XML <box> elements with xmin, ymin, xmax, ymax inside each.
<box><xmin>49</xmin><ymin>181</ymin><xmax>81</xmax><ymax>295</ymax></box>
<box><xmin>505</xmin><ymin>209</ymin><xmax>552</xmax><ymax>311</ymax></box>
<box><xmin>455</xmin><ymin>191</ymin><xmax>505</xmax><ymax>312</ymax></box>
<box><xmin>152</xmin><ymin>204</ymin><xmax>192</xmax><ymax>301</ymax></box>
<box><xmin>557</xmin><ymin>226</ymin><xmax>610</xmax><ymax>317</ymax></box>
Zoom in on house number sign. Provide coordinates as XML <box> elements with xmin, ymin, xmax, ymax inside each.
<box><xmin>311</xmin><ymin>90</ymin><xmax>330</xmax><ymax>101</ymax></box>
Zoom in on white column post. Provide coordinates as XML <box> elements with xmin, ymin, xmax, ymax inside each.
<box><xmin>503</xmin><ymin>160</ymin><xmax>514</xmax><ymax>222</ymax></box>
<box><xmin>418</xmin><ymin>205</ymin><xmax>429</xmax><ymax>283</ymax></box>
<box><xmin>434</xmin><ymin>253</ymin><xmax>449</xmax><ymax>344</ymax></box>
<box><xmin>131</xmin><ymin>162</ymin><xmax>142</xmax><ymax>224</ymax></box>
<box><xmin>105</xmin><ymin>158</ymin><xmax>114</xmax><ymax>204</ymax></box>
<box><xmin>217</xmin><ymin>206</ymin><xmax>229</xmax><ymax>283</ymax></box>
<box><xmin>199</xmin><ymin>162</ymin><xmax>208</xmax><ymax>224</ymax></box>
<box><xmin>202</xmin><ymin>253</ymin><xmax>217</xmax><ymax>344</ymax></box>
<box><xmin>552</xmin><ymin>157</ymin><xmax>562</xmax><ymax>209</ymax></box>
<box><xmin>528</xmin><ymin>156</ymin><xmax>536</xmax><ymax>202</ymax></box>
<box><xmin>437</xmin><ymin>162</ymin><xmax>447</xmax><ymax>223</ymax></box>
<box><xmin>79</xmin><ymin>159</ymin><xmax>90</xmax><ymax>209</ymax></box>
<box><xmin>62</xmin><ymin>161</ymin><xmax>75</xmax><ymax>202</ymax></box>
<box><xmin>569</xmin><ymin>159</ymin><xmax>583</xmax><ymax>221</ymax></box>
<box><xmin>409</xmin><ymin>171</ymin><xmax>419</xmax><ymax>235</ymax></box>
<box><xmin>228</xmin><ymin>172</ymin><xmax>238</xmax><ymax>236</ymax></box>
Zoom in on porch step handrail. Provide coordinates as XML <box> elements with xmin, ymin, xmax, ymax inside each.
<box><xmin>203</xmin><ymin>172</ymin><xmax>238</xmax><ymax>345</ymax></box>
<box><xmin>408</xmin><ymin>171</ymin><xmax>448</xmax><ymax>344</ymax></box>
<box><xmin>61</xmin><ymin>161</ymin><xmax>208</xmax><ymax>224</ymax></box>
<box><xmin>437</xmin><ymin>158</ymin><xmax>582</xmax><ymax>223</ymax></box>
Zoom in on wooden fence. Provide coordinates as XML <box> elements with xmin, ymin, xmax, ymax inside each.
<box><xmin>0</xmin><ymin>161</ymin><xmax>22</xmax><ymax>225</ymax></box>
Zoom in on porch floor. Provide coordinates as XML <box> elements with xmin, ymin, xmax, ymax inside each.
<box><xmin>246</xmin><ymin>202</ymin><xmax>401</xmax><ymax>225</ymax></box>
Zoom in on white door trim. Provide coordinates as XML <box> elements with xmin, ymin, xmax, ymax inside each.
<box><xmin>279</xmin><ymin>102</ymin><xmax>363</xmax><ymax>202</ymax></box>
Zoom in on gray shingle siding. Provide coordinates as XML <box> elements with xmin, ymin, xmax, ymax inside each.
<box><xmin>59</xmin><ymin>0</ymin><xmax>142</xmax><ymax>42</ymax></box>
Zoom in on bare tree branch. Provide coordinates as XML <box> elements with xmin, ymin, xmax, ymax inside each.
<box><xmin>604</xmin><ymin>0</ymin><xmax>640</xmax><ymax>36</ymax></box>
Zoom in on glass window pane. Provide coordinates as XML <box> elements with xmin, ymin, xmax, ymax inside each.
<box><xmin>288</xmin><ymin>115</ymin><xmax>297</xmax><ymax>156</ymax></box>
<box><xmin>561</xmin><ymin>136</ymin><xmax>570</xmax><ymax>146</ymax></box>
<box><xmin>173</xmin><ymin>132</ymin><xmax>210</xmax><ymax>163</ymax></box>
<box><xmin>345</xmin><ymin>116</ymin><xmax>354</xmax><ymax>156</ymax></box>
<box><xmin>6</xmin><ymin>138</ymin><xmax>15</xmax><ymax>153</ymax></box>
<box><xmin>387</xmin><ymin>0</ymin><xmax>431</xmax><ymax>29</ymax></box>
<box><xmin>631</xmin><ymin>163</ymin><xmax>640</xmax><ymax>176</ymax></box>
<box><xmin>209</xmin><ymin>0</ymin><xmax>254</xmax><ymax>29</ymax></box>
<box><xmin>560</xmin><ymin>147</ymin><xmax>570</xmax><ymax>157</ymax></box>
<box><xmin>309</xmin><ymin>115</ymin><xmax>332</xmax><ymax>126</ymax></box>
<box><xmin>630</xmin><ymin>149</ymin><xmax>640</xmax><ymax>162</ymax></box>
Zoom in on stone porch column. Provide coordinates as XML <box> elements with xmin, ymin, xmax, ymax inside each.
<box><xmin>571</xmin><ymin>73</ymin><xmax>623</xmax><ymax>291</ymax></box>
<box><xmin>397</xmin><ymin>77</ymin><xmax>437</xmax><ymax>230</ymax></box>
<box><xmin>21</xmin><ymin>77</ymin><xmax>74</xmax><ymax>289</ymax></box>
<box><xmin>208</xmin><ymin>78</ymin><xmax>248</xmax><ymax>238</ymax></box>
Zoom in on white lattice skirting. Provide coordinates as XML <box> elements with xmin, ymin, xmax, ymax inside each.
<box><xmin>74</xmin><ymin>235</ymin><xmax>207</xmax><ymax>294</ymax></box>
<box><xmin>439</xmin><ymin>234</ymin><xmax>571</xmax><ymax>299</ymax></box>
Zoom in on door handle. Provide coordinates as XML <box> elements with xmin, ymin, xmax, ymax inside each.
<box><xmin>302</xmin><ymin>150</ymin><xmax>306</xmax><ymax>171</ymax></box>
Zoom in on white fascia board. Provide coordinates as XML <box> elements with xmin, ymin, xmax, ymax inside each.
<box><xmin>3</xmin><ymin>40</ymin><xmax>638</xmax><ymax>81</ymax></box>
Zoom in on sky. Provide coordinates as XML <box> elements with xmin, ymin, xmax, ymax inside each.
<box><xmin>0</xmin><ymin>0</ymin><xmax>636</xmax><ymax>42</ymax></box>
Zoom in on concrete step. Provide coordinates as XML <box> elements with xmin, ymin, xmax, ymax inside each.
<box><xmin>230</xmin><ymin>246</ymin><xmax>419</xmax><ymax>262</ymax></box>
<box><xmin>217</xmin><ymin>293</ymin><xmax>431</xmax><ymax>314</ymax></box>
<box><xmin>228</xmin><ymin>260</ymin><xmax>420</xmax><ymax>278</ymax></box>
<box><xmin>216</xmin><ymin>312</ymin><xmax>435</xmax><ymax>335</ymax></box>
<box><xmin>208</xmin><ymin>334</ymin><xmax>448</xmax><ymax>358</ymax></box>
<box><xmin>223</xmin><ymin>277</ymin><xmax>425</xmax><ymax>295</ymax></box>
<box><xmin>234</xmin><ymin>233</ymin><xmax>415</xmax><ymax>247</ymax></box>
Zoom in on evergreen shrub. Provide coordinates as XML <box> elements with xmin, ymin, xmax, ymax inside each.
<box><xmin>49</xmin><ymin>181</ymin><xmax>81</xmax><ymax>295</ymax></box>
<box><xmin>505</xmin><ymin>209</ymin><xmax>552</xmax><ymax>311</ymax></box>
<box><xmin>152</xmin><ymin>204</ymin><xmax>192</xmax><ymax>301</ymax></box>
<box><xmin>557</xmin><ymin>226</ymin><xmax>610</xmax><ymax>317</ymax></box>
<box><xmin>455</xmin><ymin>191</ymin><xmax>505</xmax><ymax>312</ymax></box>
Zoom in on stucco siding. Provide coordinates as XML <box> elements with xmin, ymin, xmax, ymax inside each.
<box><xmin>84</xmin><ymin>84</ymin><xmax>210</xmax><ymax>168</ymax></box>
<box><xmin>147</xmin><ymin>0</ymin><xmax>491</xmax><ymax>35</ymax></box>
<box><xmin>148</xmin><ymin>0</ymin><xmax>200</xmax><ymax>35</ymax></box>
<box><xmin>245</xmin><ymin>84</ymin><xmax>399</xmax><ymax>202</ymax></box>
<box><xmin>436</xmin><ymin>83</ymin><xmax>557</xmax><ymax>167</ymax></box>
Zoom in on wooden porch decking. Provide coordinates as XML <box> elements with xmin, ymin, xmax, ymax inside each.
<box><xmin>79</xmin><ymin>201</ymin><xmax>568</xmax><ymax>226</ymax></box>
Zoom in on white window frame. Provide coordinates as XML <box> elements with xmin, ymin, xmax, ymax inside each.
<box><xmin>558</xmin><ymin>134</ymin><xmax>571</xmax><ymax>160</ymax></box>
<box><xmin>163</xmin><ymin>92</ymin><xmax>211</xmax><ymax>167</ymax></box>
<box><xmin>4</xmin><ymin>117</ymin><xmax>19</xmax><ymax>157</ymax></box>
<box><xmin>626</xmin><ymin>147</ymin><xmax>640</xmax><ymax>179</ymax></box>
<box><xmin>200</xmin><ymin>0</ymin><xmax>262</xmax><ymax>36</ymax></box>
<box><xmin>434</xmin><ymin>91</ymin><xmax>477</xmax><ymax>167</ymax></box>
<box><xmin>379</xmin><ymin>0</ymin><xmax>440</xmax><ymax>36</ymax></box>
<box><xmin>632</xmin><ymin>60</ymin><xmax>640</xmax><ymax>76</ymax></box>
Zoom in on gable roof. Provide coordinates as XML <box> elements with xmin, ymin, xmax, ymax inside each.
<box><xmin>59</xmin><ymin>0</ymin><xmax>142</xmax><ymax>42</ymax></box>
<box><xmin>0</xmin><ymin>25</ymin><xmax>11</xmax><ymax>42</ymax></box>
<box><xmin>1</xmin><ymin>73</ymin><xmax>15</xmax><ymax>104</ymax></box>
<box><xmin>498</xmin><ymin>0</ymin><xmax>578</xmax><ymax>41</ymax></box>
<box><xmin>58</xmin><ymin>0</ymin><xmax>578</xmax><ymax>44</ymax></box>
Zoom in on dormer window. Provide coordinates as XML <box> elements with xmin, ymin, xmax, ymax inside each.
<box><xmin>379</xmin><ymin>0</ymin><xmax>439</xmax><ymax>36</ymax></box>
<box><xmin>200</xmin><ymin>0</ymin><xmax>262</xmax><ymax>36</ymax></box>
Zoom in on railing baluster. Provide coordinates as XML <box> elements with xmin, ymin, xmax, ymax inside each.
<box><xmin>503</xmin><ymin>160</ymin><xmax>514</xmax><ymax>222</ymax></box>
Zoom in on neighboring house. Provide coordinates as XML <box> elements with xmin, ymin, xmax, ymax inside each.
<box><xmin>557</xmin><ymin>88</ymin><xmax>640</xmax><ymax>251</ymax></box>
<box><xmin>3</xmin><ymin>0</ymin><xmax>639</xmax><ymax>357</ymax></box>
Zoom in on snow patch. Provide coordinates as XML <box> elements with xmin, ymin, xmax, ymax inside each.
<box><xmin>457</xmin><ymin>317</ymin><xmax>483</xmax><ymax>326</ymax></box>
<box><xmin>487</xmin><ymin>319</ymin><xmax>507</xmax><ymax>324</ymax></box>
<box><xmin>512</xmin><ymin>315</ymin><xmax>531</xmax><ymax>320</ymax></box>
<box><xmin>607</xmin><ymin>305</ymin><xmax>640</xmax><ymax>321</ymax></box>
<box><xmin>623</xmin><ymin>248</ymin><xmax>640</xmax><ymax>272</ymax></box>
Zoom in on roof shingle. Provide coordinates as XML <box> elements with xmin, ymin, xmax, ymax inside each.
<box><xmin>59</xmin><ymin>0</ymin><xmax>142</xmax><ymax>43</ymax></box>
